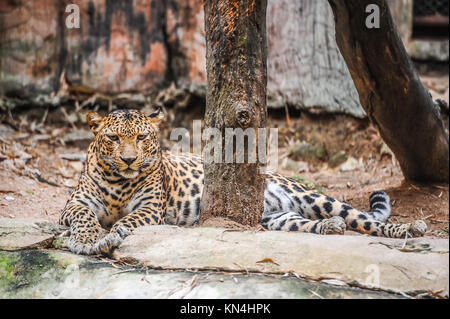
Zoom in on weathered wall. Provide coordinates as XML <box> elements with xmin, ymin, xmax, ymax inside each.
<box><xmin>0</xmin><ymin>0</ymin><xmax>170</xmax><ymax>97</ymax></box>
<box><xmin>1</xmin><ymin>0</ymin><xmax>416</xmax><ymax>117</ymax></box>
<box><xmin>387</xmin><ymin>0</ymin><xmax>413</xmax><ymax>47</ymax></box>
<box><xmin>64</xmin><ymin>0</ymin><xmax>168</xmax><ymax>93</ymax></box>
<box><xmin>165</xmin><ymin>0</ymin><xmax>206</xmax><ymax>88</ymax></box>
<box><xmin>267</xmin><ymin>0</ymin><xmax>364</xmax><ymax>117</ymax></box>
<box><xmin>0</xmin><ymin>0</ymin><xmax>64</xmax><ymax>98</ymax></box>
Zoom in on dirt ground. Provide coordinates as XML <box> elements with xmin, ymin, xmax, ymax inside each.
<box><xmin>0</xmin><ymin>73</ymin><xmax>448</xmax><ymax>238</ymax></box>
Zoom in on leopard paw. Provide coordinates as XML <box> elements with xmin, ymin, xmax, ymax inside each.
<box><xmin>67</xmin><ymin>236</ymin><xmax>96</xmax><ymax>255</ymax></box>
<box><xmin>67</xmin><ymin>221</ymin><xmax>106</xmax><ymax>255</ymax></box>
<box><xmin>408</xmin><ymin>220</ymin><xmax>427</xmax><ymax>237</ymax></box>
<box><xmin>320</xmin><ymin>216</ymin><xmax>346</xmax><ymax>235</ymax></box>
<box><xmin>93</xmin><ymin>226</ymin><xmax>131</xmax><ymax>255</ymax></box>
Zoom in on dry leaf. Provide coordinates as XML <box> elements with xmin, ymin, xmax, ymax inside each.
<box><xmin>256</xmin><ymin>258</ymin><xmax>280</xmax><ymax>266</ymax></box>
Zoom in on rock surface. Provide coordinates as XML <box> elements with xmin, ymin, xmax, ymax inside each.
<box><xmin>0</xmin><ymin>0</ymin><xmax>62</xmax><ymax>98</ymax></box>
<box><xmin>0</xmin><ymin>249</ymin><xmax>400</xmax><ymax>299</ymax></box>
<box><xmin>0</xmin><ymin>219</ymin><xmax>67</xmax><ymax>251</ymax></box>
<box><xmin>64</xmin><ymin>0</ymin><xmax>168</xmax><ymax>93</ymax></box>
<box><xmin>266</xmin><ymin>0</ymin><xmax>364</xmax><ymax>117</ymax></box>
<box><xmin>407</xmin><ymin>39</ymin><xmax>450</xmax><ymax>62</ymax></box>
<box><xmin>117</xmin><ymin>226</ymin><xmax>449</xmax><ymax>296</ymax></box>
<box><xmin>0</xmin><ymin>218</ymin><xmax>448</xmax><ymax>298</ymax></box>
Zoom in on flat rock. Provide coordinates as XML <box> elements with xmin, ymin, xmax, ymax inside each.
<box><xmin>0</xmin><ymin>218</ymin><xmax>67</xmax><ymax>251</ymax></box>
<box><xmin>0</xmin><ymin>250</ymin><xmax>401</xmax><ymax>299</ymax></box>
<box><xmin>0</xmin><ymin>219</ymin><xmax>447</xmax><ymax>298</ymax></box>
<box><xmin>117</xmin><ymin>226</ymin><xmax>449</xmax><ymax>297</ymax></box>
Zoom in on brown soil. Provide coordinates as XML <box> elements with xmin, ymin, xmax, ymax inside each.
<box><xmin>273</xmin><ymin>114</ymin><xmax>449</xmax><ymax>238</ymax></box>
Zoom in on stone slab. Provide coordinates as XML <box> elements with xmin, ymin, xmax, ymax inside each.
<box><xmin>0</xmin><ymin>250</ymin><xmax>401</xmax><ymax>299</ymax></box>
<box><xmin>0</xmin><ymin>219</ymin><xmax>447</xmax><ymax>298</ymax></box>
<box><xmin>0</xmin><ymin>218</ymin><xmax>67</xmax><ymax>251</ymax></box>
<box><xmin>117</xmin><ymin>225</ymin><xmax>449</xmax><ymax>296</ymax></box>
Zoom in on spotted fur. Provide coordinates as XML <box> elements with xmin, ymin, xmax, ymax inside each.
<box><xmin>60</xmin><ymin>109</ymin><xmax>427</xmax><ymax>255</ymax></box>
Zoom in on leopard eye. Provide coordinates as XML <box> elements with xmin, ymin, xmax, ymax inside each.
<box><xmin>107</xmin><ymin>134</ymin><xmax>119</xmax><ymax>142</ymax></box>
<box><xmin>137</xmin><ymin>134</ymin><xmax>148</xmax><ymax>141</ymax></box>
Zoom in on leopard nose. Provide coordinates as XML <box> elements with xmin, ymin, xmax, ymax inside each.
<box><xmin>121</xmin><ymin>156</ymin><xmax>137</xmax><ymax>165</ymax></box>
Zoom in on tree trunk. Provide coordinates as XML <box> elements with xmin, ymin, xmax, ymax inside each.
<box><xmin>328</xmin><ymin>0</ymin><xmax>449</xmax><ymax>183</ymax></box>
<box><xmin>199</xmin><ymin>0</ymin><xmax>268</xmax><ymax>226</ymax></box>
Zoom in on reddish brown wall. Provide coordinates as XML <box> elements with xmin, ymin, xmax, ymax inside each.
<box><xmin>0</xmin><ymin>0</ymin><xmax>63</xmax><ymax>97</ymax></box>
<box><xmin>64</xmin><ymin>0</ymin><xmax>168</xmax><ymax>93</ymax></box>
<box><xmin>0</xmin><ymin>0</ymin><xmax>366</xmax><ymax>117</ymax></box>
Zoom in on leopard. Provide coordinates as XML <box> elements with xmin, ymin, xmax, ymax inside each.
<box><xmin>60</xmin><ymin>108</ymin><xmax>427</xmax><ymax>255</ymax></box>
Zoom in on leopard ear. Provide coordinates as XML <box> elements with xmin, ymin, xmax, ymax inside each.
<box><xmin>86</xmin><ymin>112</ymin><xmax>105</xmax><ymax>135</ymax></box>
<box><xmin>148</xmin><ymin>106</ymin><xmax>164</xmax><ymax>124</ymax></box>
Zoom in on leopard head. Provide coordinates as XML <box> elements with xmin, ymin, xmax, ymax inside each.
<box><xmin>86</xmin><ymin>108</ymin><xmax>164</xmax><ymax>179</ymax></box>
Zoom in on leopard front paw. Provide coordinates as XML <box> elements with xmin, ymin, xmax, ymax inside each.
<box><xmin>67</xmin><ymin>225</ymin><xmax>107</xmax><ymax>255</ymax></box>
<box><xmin>67</xmin><ymin>236</ymin><xmax>96</xmax><ymax>255</ymax></box>
<box><xmin>92</xmin><ymin>226</ymin><xmax>131</xmax><ymax>255</ymax></box>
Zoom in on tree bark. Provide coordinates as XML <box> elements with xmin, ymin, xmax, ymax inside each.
<box><xmin>199</xmin><ymin>0</ymin><xmax>268</xmax><ymax>226</ymax></box>
<box><xmin>328</xmin><ymin>0</ymin><xmax>449</xmax><ymax>183</ymax></box>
